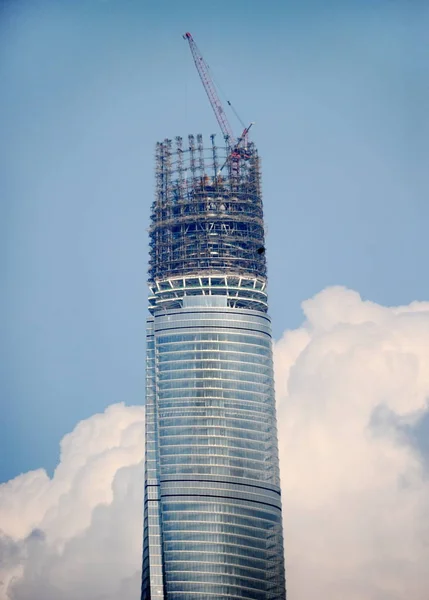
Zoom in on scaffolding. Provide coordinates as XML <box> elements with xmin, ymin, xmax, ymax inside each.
<box><xmin>149</xmin><ymin>134</ymin><xmax>267</xmax><ymax>287</ymax></box>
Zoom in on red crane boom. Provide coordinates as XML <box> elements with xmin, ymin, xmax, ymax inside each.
<box><xmin>183</xmin><ymin>32</ymin><xmax>237</xmax><ymax>146</ymax></box>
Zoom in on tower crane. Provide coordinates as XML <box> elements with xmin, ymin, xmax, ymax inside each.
<box><xmin>183</xmin><ymin>32</ymin><xmax>253</xmax><ymax>160</ymax></box>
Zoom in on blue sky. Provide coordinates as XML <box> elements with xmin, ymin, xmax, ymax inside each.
<box><xmin>1</xmin><ymin>0</ymin><xmax>428</xmax><ymax>482</ymax></box>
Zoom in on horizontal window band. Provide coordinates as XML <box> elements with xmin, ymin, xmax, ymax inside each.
<box><xmin>160</xmin><ymin>492</ymin><xmax>282</xmax><ymax>511</ymax></box>
<box><xmin>159</xmin><ymin>477</ymin><xmax>280</xmax><ymax>494</ymax></box>
<box><xmin>155</xmin><ymin>309</ymin><xmax>271</xmax><ymax>324</ymax></box>
<box><xmin>155</xmin><ymin>325</ymin><xmax>272</xmax><ymax>337</ymax></box>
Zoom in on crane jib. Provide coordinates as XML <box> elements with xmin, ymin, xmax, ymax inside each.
<box><xmin>183</xmin><ymin>32</ymin><xmax>237</xmax><ymax>146</ymax></box>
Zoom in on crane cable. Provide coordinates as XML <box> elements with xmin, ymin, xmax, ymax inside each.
<box><xmin>204</xmin><ymin>61</ymin><xmax>247</xmax><ymax>131</ymax></box>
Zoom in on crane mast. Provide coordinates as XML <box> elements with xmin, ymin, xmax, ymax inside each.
<box><xmin>183</xmin><ymin>32</ymin><xmax>251</xmax><ymax>152</ymax></box>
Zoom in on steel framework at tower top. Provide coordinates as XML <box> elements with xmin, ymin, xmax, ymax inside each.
<box><xmin>149</xmin><ymin>134</ymin><xmax>266</xmax><ymax>283</ymax></box>
<box><xmin>148</xmin><ymin>34</ymin><xmax>268</xmax><ymax>313</ymax></box>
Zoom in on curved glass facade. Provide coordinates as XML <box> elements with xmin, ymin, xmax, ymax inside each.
<box><xmin>142</xmin><ymin>297</ymin><xmax>286</xmax><ymax>599</ymax></box>
<box><xmin>142</xmin><ymin>134</ymin><xmax>286</xmax><ymax>599</ymax></box>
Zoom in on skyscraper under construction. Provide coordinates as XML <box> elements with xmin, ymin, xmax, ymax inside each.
<box><xmin>141</xmin><ymin>34</ymin><xmax>286</xmax><ymax>600</ymax></box>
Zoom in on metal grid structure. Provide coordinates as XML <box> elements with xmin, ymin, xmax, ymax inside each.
<box><xmin>149</xmin><ymin>134</ymin><xmax>267</xmax><ymax>290</ymax></box>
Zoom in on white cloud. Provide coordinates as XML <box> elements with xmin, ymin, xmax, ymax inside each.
<box><xmin>276</xmin><ymin>287</ymin><xmax>429</xmax><ymax>600</ymax></box>
<box><xmin>0</xmin><ymin>404</ymin><xmax>145</xmax><ymax>600</ymax></box>
<box><xmin>1</xmin><ymin>287</ymin><xmax>429</xmax><ymax>599</ymax></box>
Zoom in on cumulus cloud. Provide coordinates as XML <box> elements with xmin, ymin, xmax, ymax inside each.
<box><xmin>0</xmin><ymin>404</ymin><xmax>145</xmax><ymax>600</ymax></box>
<box><xmin>276</xmin><ymin>286</ymin><xmax>429</xmax><ymax>600</ymax></box>
<box><xmin>1</xmin><ymin>287</ymin><xmax>429</xmax><ymax>599</ymax></box>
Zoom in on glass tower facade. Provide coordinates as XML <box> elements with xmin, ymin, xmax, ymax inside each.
<box><xmin>141</xmin><ymin>135</ymin><xmax>286</xmax><ymax>599</ymax></box>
